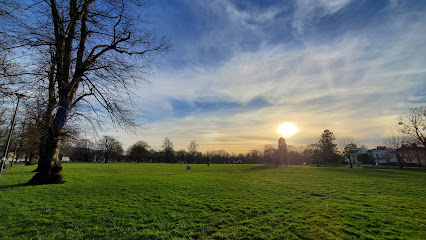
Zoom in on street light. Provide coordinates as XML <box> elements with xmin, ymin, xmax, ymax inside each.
<box><xmin>0</xmin><ymin>93</ymin><xmax>25</xmax><ymax>177</ymax></box>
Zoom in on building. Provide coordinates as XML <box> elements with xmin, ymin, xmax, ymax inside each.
<box><xmin>398</xmin><ymin>144</ymin><xmax>426</xmax><ymax>166</ymax></box>
<box><xmin>344</xmin><ymin>148</ymin><xmax>369</xmax><ymax>165</ymax></box>
<box><xmin>233</xmin><ymin>159</ymin><xmax>243</xmax><ymax>164</ymax></box>
<box><xmin>344</xmin><ymin>146</ymin><xmax>398</xmax><ymax>165</ymax></box>
<box><xmin>370</xmin><ymin>146</ymin><xmax>397</xmax><ymax>164</ymax></box>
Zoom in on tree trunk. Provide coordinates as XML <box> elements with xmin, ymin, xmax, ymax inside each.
<box><xmin>26</xmin><ymin>152</ymin><xmax>38</xmax><ymax>166</ymax></box>
<box><xmin>415</xmin><ymin>147</ymin><xmax>422</xmax><ymax>167</ymax></box>
<box><xmin>396</xmin><ymin>153</ymin><xmax>404</xmax><ymax>169</ymax></box>
<box><xmin>28</xmin><ymin>100</ymin><xmax>69</xmax><ymax>185</ymax></box>
<box><xmin>28</xmin><ymin>133</ymin><xmax>63</xmax><ymax>185</ymax></box>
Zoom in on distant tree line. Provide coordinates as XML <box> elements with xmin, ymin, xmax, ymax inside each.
<box><xmin>1</xmin><ymin>103</ymin><xmax>425</xmax><ymax>168</ymax></box>
<box><xmin>57</xmin><ymin>132</ymin><xmax>345</xmax><ymax>165</ymax></box>
<box><xmin>0</xmin><ymin>111</ymin><xmax>369</xmax><ymax>165</ymax></box>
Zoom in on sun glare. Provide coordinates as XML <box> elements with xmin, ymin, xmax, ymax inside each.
<box><xmin>278</xmin><ymin>122</ymin><xmax>299</xmax><ymax>137</ymax></box>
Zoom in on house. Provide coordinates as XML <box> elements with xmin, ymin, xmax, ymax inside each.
<box><xmin>371</xmin><ymin>146</ymin><xmax>397</xmax><ymax>164</ymax></box>
<box><xmin>344</xmin><ymin>148</ymin><xmax>369</xmax><ymax>165</ymax></box>
<box><xmin>233</xmin><ymin>159</ymin><xmax>243</xmax><ymax>164</ymax></box>
<box><xmin>344</xmin><ymin>147</ymin><xmax>399</xmax><ymax>165</ymax></box>
<box><xmin>398</xmin><ymin>144</ymin><xmax>426</xmax><ymax>166</ymax></box>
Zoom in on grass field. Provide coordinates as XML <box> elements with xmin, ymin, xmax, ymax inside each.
<box><xmin>0</xmin><ymin>163</ymin><xmax>425</xmax><ymax>239</ymax></box>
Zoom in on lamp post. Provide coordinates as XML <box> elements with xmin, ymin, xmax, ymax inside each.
<box><xmin>0</xmin><ymin>93</ymin><xmax>25</xmax><ymax>176</ymax></box>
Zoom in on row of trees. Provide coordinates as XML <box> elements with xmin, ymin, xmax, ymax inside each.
<box><xmin>0</xmin><ymin>106</ymin><xmax>348</xmax><ymax>166</ymax></box>
<box><xmin>58</xmin><ymin>131</ymin><xmax>340</xmax><ymax>165</ymax></box>
<box><xmin>2</xmin><ymin>103</ymin><xmax>424</xmax><ymax>169</ymax></box>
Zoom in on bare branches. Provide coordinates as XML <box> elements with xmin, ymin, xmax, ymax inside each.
<box><xmin>2</xmin><ymin>0</ymin><xmax>170</xmax><ymax>140</ymax></box>
<box><xmin>383</xmin><ymin>128</ymin><xmax>413</xmax><ymax>168</ymax></box>
<box><xmin>337</xmin><ymin>136</ymin><xmax>358</xmax><ymax>154</ymax></box>
<box><xmin>398</xmin><ymin>105</ymin><xmax>426</xmax><ymax>148</ymax></box>
<box><xmin>0</xmin><ymin>0</ymin><xmax>172</xmax><ymax>184</ymax></box>
<box><xmin>71</xmin><ymin>91</ymin><xmax>93</xmax><ymax>109</ymax></box>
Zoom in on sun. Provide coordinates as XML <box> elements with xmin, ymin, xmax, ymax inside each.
<box><xmin>278</xmin><ymin>122</ymin><xmax>299</xmax><ymax>137</ymax></box>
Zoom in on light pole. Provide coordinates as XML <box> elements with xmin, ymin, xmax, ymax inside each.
<box><xmin>0</xmin><ymin>93</ymin><xmax>25</xmax><ymax>177</ymax></box>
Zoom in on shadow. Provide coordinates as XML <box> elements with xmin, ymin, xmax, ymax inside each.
<box><xmin>243</xmin><ymin>165</ymin><xmax>276</xmax><ymax>172</ymax></box>
<box><xmin>0</xmin><ymin>183</ymin><xmax>28</xmax><ymax>190</ymax></box>
<box><xmin>0</xmin><ymin>170</ymin><xmax>36</xmax><ymax>174</ymax></box>
<box><xmin>363</xmin><ymin>166</ymin><xmax>426</xmax><ymax>172</ymax></box>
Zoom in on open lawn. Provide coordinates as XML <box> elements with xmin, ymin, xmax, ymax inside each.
<box><xmin>0</xmin><ymin>163</ymin><xmax>425</xmax><ymax>239</ymax></box>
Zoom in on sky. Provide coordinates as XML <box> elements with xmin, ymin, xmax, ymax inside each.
<box><xmin>104</xmin><ymin>0</ymin><xmax>426</xmax><ymax>154</ymax></box>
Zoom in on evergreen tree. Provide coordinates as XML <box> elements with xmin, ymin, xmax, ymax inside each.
<box><xmin>277</xmin><ymin>137</ymin><xmax>288</xmax><ymax>166</ymax></box>
<box><xmin>318</xmin><ymin>129</ymin><xmax>339</xmax><ymax>164</ymax></box>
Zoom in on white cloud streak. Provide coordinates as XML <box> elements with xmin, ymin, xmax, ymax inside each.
<box><xmin>102</xmin><ymin>1</ymin><xmax>426</xmax><ymax>153</ymax></box>
<box><xmin>292</xmin><ymin>0</ymin><xmax>352</xmax><ymax>36</ymax></box>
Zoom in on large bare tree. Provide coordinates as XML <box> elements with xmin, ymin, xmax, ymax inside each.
<box><xmin>3</xmin><ymin>0</ymin><xmax>170</xmax><ymax>184</ymax></box>
<box><xmin>398</xmin><ymin>105</ymin><xmax>426</xmax><ymax>148</ymax></box>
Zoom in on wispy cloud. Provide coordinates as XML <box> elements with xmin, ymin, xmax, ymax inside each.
<box><xmin>105</xmin><ymin>0</ymin><xmax>426</xmax><ymax>153</ymax></box>
<box><xmin>292</xmin><ymin>0</ymin><xmax>352</xmax><ymax>36</ymax></box>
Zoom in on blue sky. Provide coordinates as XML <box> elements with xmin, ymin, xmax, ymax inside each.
<box><xmin>107</xmin><ymin>0</ymin><xmax>426</xmax><ymax>153</ymax></box>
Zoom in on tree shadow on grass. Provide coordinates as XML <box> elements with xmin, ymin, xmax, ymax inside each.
<box><xmin>0</xmin><ymin>183</ymin><xmax>27</xmax><ymax>190</ymax></box>
<box><xmin>317</xmin><ymin>166</ymin><xmax>426</xmax><ymax>179</ymax></box>
<box><xmin>0</xmin><ymin>170</ymin><xmax>33</xmax><ymax>174</ymax></box>
<box><xmin>243</xmin><ymin>165</ymin><xmax>276</xmax><ymax>172</ymax></box>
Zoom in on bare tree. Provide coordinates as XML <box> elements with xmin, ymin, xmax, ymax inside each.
<box><xmin>337</xmin><ymin>137</ymin><xmax>357</xmax><ymax>154</ymax></box>
<box><xmin>175</xmin><ymin>150</ymin><xmax>188</xmax><ymax>163</ymax></box>
<box><xmin>0</xmin><ymin>103</ymin><xmax>11</xmax><ymax>144</ymax></box>
<box><xmin>263</xmin><ymin>144</ymin><xmax>276</xmax><ymax>164</ymax></box>
<box><xmin>62</xmin><ymin>137</ymin><xmax>95</xmax><ymax>162</ymax></box>
<box><xmin>188</xmin><ymin>140</ymin><xmax>198</xmax><ymax>164</ymax></box>
<box><xmin>97</xmin><ymin>136</ymin><xmax>123</xmax><ymax>163</ymax></box>
<box><xmin>337</xmin><ymin>137</ymin><xmax>358</xmax><ymax>168</ymax></box>
<box><xmin>21</xmin><ymin>91</ymin><xmax>80</xmax><ymax>167</ymax></box>
<box><xmin>162</xmin><ymin>137</ymin><xmax>174</xmax><ymax>163</ymax></box>
<box><xmin>344</xmin><ymin>143</ymin><xmax>358</xmax><ymax>168</ymax></box>
<box><xmin>382</xmin><ymin>129</ymin><xmax>410</xmax><ymax>168</ymax></box>
<box><xmin>205</xmin><ymin>150</ymin><xmax>230</xmax><ymax>164</ymax></box>
<box><xmin>398</xmin><ymin>105</ymin><xmax>426</xmax><ymax>148</ymax></box>
<box><xmin>0</xmin><ymin>1</ymin><xmax>32</xmax><ymax>99</ymax></box>
<box><xmin>2</xmin><ymin>1</ymin><xmax>170</xmax><ymax>184</ymax></box>
<box><xmin>246</xmin><ymin>149</ymin><xmax>262</xmax><ymax>164</ymax></box>
<box><xmin>300</xmin><ymin>143</ymin><xmax>319</xmax><ymax>164</ymax></box>
<box><xmin>188</xmin><ymin>140</ymin><xmax>198</xmax><ymax>155</ymax></box>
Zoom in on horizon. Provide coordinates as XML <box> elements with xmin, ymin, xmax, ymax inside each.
<box><xmin>84</xmin><ymin>0</ymin><xmax>425</xmax><ymax>153</ymax></box>
<box><xmin>75</xmin><ymin>130</ymin><xmax>402</xmax><ymax>156</ymax></box>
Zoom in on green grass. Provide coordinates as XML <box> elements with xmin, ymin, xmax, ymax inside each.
<box><xmin>0</xmin><ymin>163</ymin><xmax>425</xmax><ymax>239</ymax></box>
